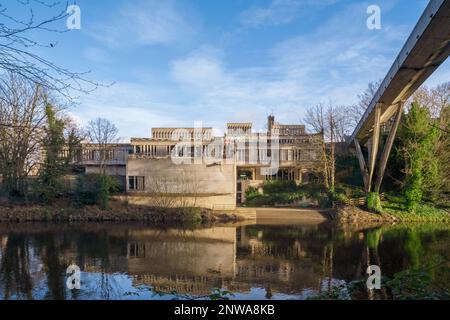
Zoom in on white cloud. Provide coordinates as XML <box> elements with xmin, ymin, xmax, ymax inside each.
<box><xmin>240</xmin><ymin>0</ymin><xmax>340</xmax><ymax>28</ymax></box>
<box><xmin>167</xmin><ymin>2</ymin><xmax>415</xmax><ymax>130</ymax></box>
<box><xmin>91</xmin><ymin>0</ymin><xmax>196</xmax><ymax>47</ymax></box>
<box><xmin>73</xmin><ymin>82</ymin><xmax>188</xmax><ymax>140</ymax></box>
<box><xmin>76</xmin><ymin>0</ymin><xmax>446</xmax><ymax>138</ymax></box>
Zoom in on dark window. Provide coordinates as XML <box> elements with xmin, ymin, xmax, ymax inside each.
<box><xmin>129</xmin><ymin>176</ymin><xmax>145</xmax><ymax>191</ymax></box>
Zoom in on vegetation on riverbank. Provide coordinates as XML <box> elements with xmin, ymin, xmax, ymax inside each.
<box><xmin>382</xmin><ymin>193</ymin><xmax>449</xmax><ymax>222</ymax></box>
<box><xmin>0</xmin><ymin>199</ymin><xmax>242</xmax><ymax>224</ymax></box>
<box><xmin>309</xmin><ymin>223</ymin><xmax>450</xmax><ymax>300</ymax></box>
<box><xmin>244</xmin><ymin>181</ymin><xmax>330</xmax><ymax>208</ymax></box>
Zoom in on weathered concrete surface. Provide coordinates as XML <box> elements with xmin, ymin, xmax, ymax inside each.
<box><xmin>127</xmin><ymin>158</ymin><xmax>236</xmax><ymax>210</ymax></box>
<box><xmin>255</xmin><ymin>208</ymin><xmax>331</xmax><ymax>225</ymax></box>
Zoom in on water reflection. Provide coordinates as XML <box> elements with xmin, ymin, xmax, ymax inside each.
<box><xmin>0</xmin><ymin>222</ymin><xmax>448</xmax><ymax>300</ymax></box>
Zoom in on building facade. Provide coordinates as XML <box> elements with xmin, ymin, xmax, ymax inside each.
<box><xmin>76</xmin><ymin>116</ymin><xmax>323</xmax><ymax>209</ymax></box>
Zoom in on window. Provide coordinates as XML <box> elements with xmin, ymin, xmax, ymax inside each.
<box><xmin>128</xmin><ymin>176</ymin><xmax>145</xmax><ymax>191</ymax></box>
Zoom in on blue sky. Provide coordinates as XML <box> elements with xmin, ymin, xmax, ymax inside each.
<box><xmin>22</xmin><ymin>0</ymin><xmax>450</xmax><ymax>139</ymax></box>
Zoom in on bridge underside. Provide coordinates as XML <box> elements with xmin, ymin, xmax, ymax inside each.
<box><xmin>348</xmin><ymin>0</ymin><xmax>450</xmax><ymax>193</ymax></box>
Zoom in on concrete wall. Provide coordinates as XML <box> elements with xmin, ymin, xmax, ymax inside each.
<box><xmin>85</xmin><ymin>165</ymin><xmax>126</xmax><ymax>176</ymax></box>
<box><xmin>126</xmin><ymin>158</ymin><xmax>236</xmax><ymax>210</ymax></box>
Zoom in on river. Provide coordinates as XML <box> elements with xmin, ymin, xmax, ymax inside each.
<box><xmin>0</xmin><ymin>221</ymin><xmax>448</xmax><ymax>300</ymax></box>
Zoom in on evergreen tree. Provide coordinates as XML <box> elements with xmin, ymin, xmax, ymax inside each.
<box><xmin>37</xmin><ymin>103</ymin><xmax>67</xmax><ymax>202</ymax></box>
<box><xmin>397</xmin><ymin>103</ymin><xmax>439</xmax><ymax>212</ymax></box>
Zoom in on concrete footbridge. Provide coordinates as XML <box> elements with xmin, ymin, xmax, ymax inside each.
<box><xmin>348</xmin><ymin>0</ymin><xmax>450</xmax><ymax>193</ymax></box>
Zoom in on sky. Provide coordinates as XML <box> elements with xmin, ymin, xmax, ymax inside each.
<box><xmin>14</xmin><ymin>0</ymin><xmax>450</xmax><ymax>139</ymax></box>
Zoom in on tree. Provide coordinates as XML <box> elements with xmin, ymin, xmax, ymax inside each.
<box><xmin>37</xmin><ymin>102</ymin><xmax>68</xmax><ymax>202</ymax></box>
<box><xmin>410</xmin><ymin>82</ymin><xmax>450</xmax><ymax>119</ymax></box>
<box><xmin>347</xmin><ymin>80</ymin><xmax>382</xmax><ymax>130</ymax></box>
<box><xmin>0</xmin><ymin>0</ymin><xmax>99</xmax><ymax>98</ymax></box>
<box><xmin>439</xmin><ymin>104</ymin><xmax>450</xmax><ymax>192</ymax></box>
<box><xmin>397</xmin><ymin>103</ymin><xmax>439</xmax><ymax>212</ymax></box>
<box><xmin>84</xmin><ymin>118</ymin><xmax>119</xmax><ymax>174</ymax></box>
<box><xmin>83</xmin><ymin>118</ymin><xmax>119</xmax><ymax>209</ymax></box>
<box><xmin>0</xmin><ymin>73</ymin><xmax>47</xmax><ymax>197</ymax></box>
<box><xmin>304</xmin><ymin>103</ymin><xmax>351</xmax><ymax>192</ymax></box>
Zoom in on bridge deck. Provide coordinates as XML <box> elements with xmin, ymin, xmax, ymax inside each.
<box><xmin>349</xmin><ymin>0</ymin><xmax>450</xmax><ymax>144</ymax></box>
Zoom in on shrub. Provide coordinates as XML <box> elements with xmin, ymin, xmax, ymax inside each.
<box><xmin>245</xmin><ymin>186</ymin><xmax>260</xmax><ymax>201</ymax></box>
<box><xmin>73</xmin><ymin>174</ymin><xmax>120</xmax><ymax>209</ymax></box>
<box><xmin>318</xmin><ymin>194</ymin><xmax>332</xmax><ymax>208</ymax></box>
<box><xmin>367</xmin><ymin>192</ymin><xmax>383</xmax><ymax>213</ymax></box>
<box><xmin>262</xmin><ymin>180</ymin><xmax>297</xmax><ymax>194</ymax></box>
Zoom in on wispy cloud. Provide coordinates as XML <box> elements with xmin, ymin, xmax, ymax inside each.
<box><xmin>240</xmin><ymin>0</ymin><xmax>340</xmax><ymax>28</ymax></box>
<box><xmin>167</xmin><ymin>2</ymin><xmax>411</xmax><ymax>130</ymax></box>
<box><xmin>90</xmin><ymin>0</ymin><xmax>196</xmax><ymax>47</ymax></box>
<box><xmin>72</xmin><ymin>0</ymin><xmax>433</xmax><ymax>139</ymax></box>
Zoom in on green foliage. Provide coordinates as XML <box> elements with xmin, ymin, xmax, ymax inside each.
<box><xmin>396</xmin><ymin>103</ymin><xmax>440</xmax><ymax>212</ymax></box>
<box><xmin>262</xmin><ymin>180</ymin><xmax>297</xmax><ymax>194</ymax></box>
<box><xmin>386</xmin><ymin>262</ymin><xmax>450</xmax><ymax>300</ymax></box>
<box><xmin>366</xmin><ymin>192</ymin><xmax>382</xmax><ymax>213</ymax></box>
<box><xmin>335</xmin><ymin>154</ymin><xmax>362</xmax><ymax>186</ymax></box>
<box><xmin>405</xmin><ymin>163</ymin><xmax>423</xmax><ymax>212</ymax></box>
<box><xmin>245</xmin><ymin>186</ymin><xmax>260</xmax><ymax>201</ymax></box>
<box><xmin>73</xmin><ymin>174</ymin><xmax>119</xmax><ymax>209</ymax></box>
<box><xmin>382</xmin><ymin>193</ymin><xmax>450</xmax><ymax>222</ymax></box>
<box><xmin>366</xmin><ymin>229</ymin><xmax>382</xmax><ymax>249</ymax></box>
<box><xmin>181</xmin><ymin>207</ymin><xmax>202</xmax><ymax>222</ymax></box>
<box><xmin>244</xmin><ymin>181</ymin><xmax>332</xmax><ymax>208</ymax></box>
<box><xmin>36</xmin><ymin>103</ymin><xmax>67</xmax><ymax>203</ymax></box>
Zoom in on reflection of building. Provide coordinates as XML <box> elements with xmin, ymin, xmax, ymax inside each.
<box><xmin>0</xmin><ymin>223</ymin><xmax>338</xmax><ymax>299</ymax></box>
<box><xmin>71</xmin><ymin>115</ymin><xmax>323</xmax><ymax>209</ymax></box>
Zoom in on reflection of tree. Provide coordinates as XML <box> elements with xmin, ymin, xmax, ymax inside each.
<box><xmin>35</xmin><ymin>234</ymin><xmax>66</xmax><ymax>300</ymax></box>
<box><xmin>319</xmin><ymin>243</ymin><xmax>334</xmax><ymax>295</ymax></box>
<box><xmin>0</xmin><ymin>235</ymin><xmax>33</xmax><ymax>299</ymax></box>
<box><xmin>404</xmin><ymin>229</ymin><xmax>423</xmax><ymax>268</ymax></box>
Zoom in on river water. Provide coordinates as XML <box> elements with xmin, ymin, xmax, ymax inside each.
<box><xmin>0</xmin><ymin>221</ymin><xmax>448</xmax><ymax>300</ymax></box>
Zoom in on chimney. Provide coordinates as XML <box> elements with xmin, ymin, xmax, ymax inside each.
<box><xmin>268</xmin><ymin>115</ymin><xmax>275</xmax><ymax>132</ymax></box>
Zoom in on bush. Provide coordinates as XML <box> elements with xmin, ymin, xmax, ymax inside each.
<box><xmin>245</xmin><ymin>186</ymin><xmax>260</xmax><ymax>201</ymax></box>
<box><xmin>318</xmin><ymin>194</ymin><xmax>332</xmax><ymax>208</ymax></box>
<box><xmin>367</xmin><ymin>192</ymin><xmax>382</xmax><ymax>213</ymax></box>
<box><xmin>262</xmin><ymin>180</ymin><xmax>297</xmax><ymax>194</ymax></box>
<box><xmin>73</xmin><ymin>174</ymin><xmax>120</xmax><ymax>209</ymax></box>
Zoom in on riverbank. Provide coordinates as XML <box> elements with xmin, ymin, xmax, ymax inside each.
<box><xmin>0</xmin><ymin>199</ymin><xmax>244</xmax><ymax>224</ymax></box>
<box><xmin>332</xmin><ymin>203</ymin><xmax>450</xmax><ymax>225</ymax></box>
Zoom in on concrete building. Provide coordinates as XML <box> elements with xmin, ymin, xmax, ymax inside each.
<box><xmin>76</xmin><ymin>116</ymin><xmax>323</xmax><ymax>209</ymax></box>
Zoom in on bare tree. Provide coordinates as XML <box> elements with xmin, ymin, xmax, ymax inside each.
<box><xmin>347</xmin><ymin>80</ymin><xmax>382</xmax><ymax>130</ymax></box>
<box><xmin>304</xmin><ymin>102</ymin><xmax>351</xmax><ymax>191</ymax></box>
<box><xmin>0</xmin><ymin>0</ymin><xmax>101</xmax><ymax>98</ymax></box>
<box><xmin>0</xmin><ymin>73</ymin><xmax>47</xmax><ymax>196</ymax></box>
<box><xmin>84</xmin><ymin>118</ymin><xmax>119</xmax><ymax>175</ymax></box>
<box><xmin>410</xmin><ymin>82</ymin><xmax>450</xmax><ymax>119</ymax></box>
<box><xmin>146</xmin><ymin>174</ymin><xmax>179</xmax><ymax>209</ymax></box>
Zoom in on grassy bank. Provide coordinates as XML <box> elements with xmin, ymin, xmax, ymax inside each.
<box><xmin>382</xmin><ymin>194</ymin><xmax>449</xmax><ymax>222</ymax></box>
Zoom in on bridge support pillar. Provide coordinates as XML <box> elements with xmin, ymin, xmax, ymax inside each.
<box><xmin>367</xmin><ymin>104</ymin><xmax>381</xmax><ymax>192</ymax></box>
<box><xmin>374</xmin><ymin>102</ymin><xmax>403</xmax><ymax>193</ymax></box>
<box><xmin>353</xmin><ymin>102</ymin><xmax>404</xmax><ymax>193</ymax></box>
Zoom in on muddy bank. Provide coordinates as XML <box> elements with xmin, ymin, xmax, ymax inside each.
<box><xmin>330</xmin><ymin>205</ymin><xmax>399</xmax><ymax>226</ymax></box>
<box><xmin>0</xmin><ymin>200</ymin><xmax>243</xmax><ymax>224</ymax></box>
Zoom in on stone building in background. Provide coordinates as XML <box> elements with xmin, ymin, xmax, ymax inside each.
<box><xmin>73</xmin><ymin>115</ymin><xmax>323</xmax><ymax>209</ymax></box>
